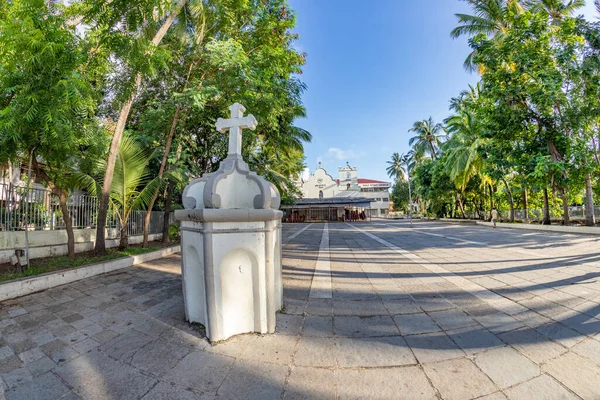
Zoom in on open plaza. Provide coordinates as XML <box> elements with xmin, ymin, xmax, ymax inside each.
<box><xmin>2</xmin><ymin>221</ymin><xmax>600</xmax><ymax>399</ymax></box>
<box><xmin>4</xmin><ymin>0</ymin><xmax>600</xmax><ymax>399</ymax></box>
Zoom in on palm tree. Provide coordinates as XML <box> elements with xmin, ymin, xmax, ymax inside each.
<box><xmin>248</xmin><ymin>144</ymin><xmax>306</xmax><ymax>199</ymax></box>
<box><xmin>524</xmin><ymin>0</ymin><xmax>584</xmax><ymax>20</ymax></box>
<box><xmin>77</xmin><ymin>134</ymin><xmax>169</xmax><ymax>249</ymax></box>
<box><xmin>386</xmin><ymin>153</ymin><xmax>407</xmax><ymax>181</ymax></box>
<box><xmin>450</xmin><ymin>0</ymin><xmax>524</xmax><ymax>72</ymax></box>
<box><xmin>449</xmin><ymin>84</ymin><xmax>482</xmax><ymax>113</ymax></box>
<box><xmin>444</xmin><ymin>85</ymin><xmax>495</xmax><ymax>219</ymax></box>
<box><xmin>408</xmin><ymin>117</ymin><xmax>446</xmax><ymax>160</ymax></box>
<box><xmin>406</xmin><ymin>149</ymin><xmax>423</xmax><ymax>167</ymax></box>
<box><xmin>387</xmin><ymin>152</ymin><xmax>414</xmax><ymax>223</ymax></box>
<box><xmin>444</xmin><ymin>113</ymin><xmax>487</xmax><ymax>192</ymax></box>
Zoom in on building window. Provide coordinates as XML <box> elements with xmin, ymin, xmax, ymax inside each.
<box><xmin>382</xmin><ymin>198</ymin><xmax>389</xmax><ymax>202</ymax></box>
<box><xmin>319</xmin><ymin>190</ymin><xmax>323</xmax><ymax>199</ymax></box>
<box><xmin>380</xmin><ymin>209</ymin><xmax>388</xmax><ymax>215</ymax></box>
<box><xmin>346</xmin><ymin>172</ymin><xmax>351</xmax><ymax>179</ymax></box>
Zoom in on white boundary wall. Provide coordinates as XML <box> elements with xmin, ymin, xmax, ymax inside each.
<box><xmin>476</xmin><ymin>221</ymin><xmax>600</xmax><ymax>235</ymax></box>
<box><xmin>0</xmin><ymin>229</ymin><xmax>163</xmax><ymax>264</ymax></box>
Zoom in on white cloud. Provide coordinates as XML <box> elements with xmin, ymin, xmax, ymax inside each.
<box><xmin>325</xmin><ymin>147</ymin><xmax>365</xmax><ymax>161</ymax></box>
<box><xmin>301</xmin><ymin>167</ymin><xmax>310</xmax><ymax>181</ymax></box>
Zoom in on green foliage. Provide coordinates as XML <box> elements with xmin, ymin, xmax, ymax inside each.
<box><xmin>168</xmin><ymin>223</ymin><xmax>180</xmax><ymax>242</ymax></box>
<box><xmin>408</xmin><ymin>117</ymin><xmax>446</xmax><ymax>160</ymax></box>
<box><xmin>390</xmin><ymin>180</ymin><xmax>411</xmax><ymax>212</ymax></box>
<box><xmin>0</xmin><ymin>245</ymin><xmax>161</xmax><ymax>283</ymax></box>
<box><xmin>0</xmin><ymin>0</ymin><xmax>97</xmax><ymax>169</ymax></box>
<box><xmin>1</xmin><ymin>0</ymin><xmax>309</xmax><ymax>233</ymax></box>
<box><xmin>127</xmin><ymin>0</ymin><xmax>310</xmax><ymax>201</ymax></box>
<box><xmin>386</xmin><ymin>153</ymin><xmax>408</xmax><ymax>181</ymax></box>
<box><xmin>396</xmin><ymin>1</ymin><xmax>600</xmax><ymax>224</ymax></box>
<box><xmin>76</xmin><ymin>134</ymin><xmax>171</xmax><ymax>235</ymax></box>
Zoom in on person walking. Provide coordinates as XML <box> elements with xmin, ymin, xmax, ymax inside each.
<box><xmin>491</xmin><ymin>208</ymin><xmax>498</xmax><ymax>228</ymax></box>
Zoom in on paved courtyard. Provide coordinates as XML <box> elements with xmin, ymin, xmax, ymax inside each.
<box><xmin>2</xmin><ymin>221</ymin><xmax>600</xmax><ymax>399</ymax></box>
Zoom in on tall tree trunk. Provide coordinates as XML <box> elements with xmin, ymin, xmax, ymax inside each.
<box><xmin>142</xmin><ymin>60</ymin><xmax>196</xmax><ymax>246</ymax></box>
<box><xmin>451</xmin><ymin>197</ymin><xmax>456</xmax><ymax>218</ymax></box>
<box><xmin>543</xmin><ymin>187</ymin><xmax>551</xmax><ymax>225</ymax></box>
<box><xmin>585</xmin><ymin>173</ymin><xmax>595</xmax><ymax>227</ymax></box>
<box><xmin>95</xmin><ymin>0</ymin><xmax>188</xmax><ymax>255</ymax></box>
<box><xmin>482</xmin><ymin>184</ymin><xmax>487</xmax><ymax>220</ymax></box>
<box><xmin>57</xmin><ymin>190</ymin><xmax>75</xmax><ymax>258</ymax></box>
<box><xmin>119</xmin><ymin>225</ymin><xmax>128</xmax><ymax>250</ymax></box>
<box><xmin>162</xmin><ymin>143</ymin><xmax>183</xmax><ymax>244</ymax></box>
<box><xmin>456</xmin><ymin>194</ymin><xmax>466</xmax><ymax>219</ymax></box>
<box><xmin>31</xmin><ymin>157</ymin><xmax>76</xmax><ymax>258</ymax></box>
<box><xmin>560</xmin><ymin>187</ymin><xmax>570</xmax><ymax>226</ymax></box>
<box><xmin>488</xmin><ymin>182</ymin><xmax>494</xmax><ymax>220</ymax></box>
<box><xmin>142</xmin><ymin>104</ymin><xmax>182</xmax><ymax>246</ymax></box>
<box><xmin>501</xmin><ymin>177</ymin><xmax>514</xmax><ymax>223</ymax></box>
<box><xmin>523</xmin><ymin>187</ymin><xmax>528</xmax><ymax>222</ymax></box>
<box><xmin>591</xmin><ymin>136</ymin><xmax>600</xmax><ymax>165</ymax></box>
<box><xmin>162</xmin><ymin>180</ymin><xmax>175</xmax><ymax>244</ymax></box>
<box><xmin>95</xmin><ymin>74</ymin><xmax>140</xmax><ymax>254</ymax></box>
<box><xmin>24</xmin><ymin>148</ymin><xmax>34</xmax><ymax>265</ymax></box>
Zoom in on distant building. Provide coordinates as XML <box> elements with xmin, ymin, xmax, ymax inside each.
<box><xmin>296</xmin><ymin>162</ymin><xmax>391</xmax><ymax>217</ymax></box>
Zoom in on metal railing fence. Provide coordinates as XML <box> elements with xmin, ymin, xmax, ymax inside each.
<box><xmin>0</xmin><ymin>183</ymin><xmax>169</xmax><ymax>237</ymax></box>
<box><xmin>497</xmin><ymin>206</ymin><xmax>600</xmax><ymax>222</ymax></box>
<box><xmin>392</xmin><ymin>204</ymin><xmax>600</xmax><ymax>222</ymax></box>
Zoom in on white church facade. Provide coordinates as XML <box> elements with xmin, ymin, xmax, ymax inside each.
<box><xmin>297</xmin><ymin>163</ymin><xmax>391</xmax><ymax>217</ymax></box>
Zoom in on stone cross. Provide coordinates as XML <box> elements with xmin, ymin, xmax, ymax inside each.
<box><xmin>215</xmin><ymin>103</ymin><xmax>258</xmax><ymax>156</ymax></box>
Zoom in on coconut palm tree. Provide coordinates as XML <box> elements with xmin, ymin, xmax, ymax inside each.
<box><xmin>406</xmin><ymin>149</ymin><xmax>424</xmax><ymax>167</ymax></box>
<box><xmin>387</xmin><ymin>152</ymin><xmax>415</xmax><ymax>222</ymax></box>
<box><xmin>524</xmin><ymin>0</ymin><xmax>584</xmax><ymax>20</ymax></box>
<box><xmin>450</xmin><ymin>84</ymin><xmax>482</xmax><ymax>113</ymax></box>
<box><xmin>450</xmin><ymin>0</ymin><xmax>524</xmax><ymax>72</ymax></box>
<box><xmin>386</xmin><ymin>153</ymin><xmax>407</xmax><ymax>181</ymax></box>
<box><xmin>77</xmin><ymin>134</ymin><xmax>170</xmax><ymax>249</ymax></box>
<box><xmin>408</xmin><ymin>117</ymin><xmax>446</xmax><ymax>160</ymax></box>
<box><xmin>248</xmin><ymin>144</ymin><xmax>306</xmax><ymax>199</ymax></box>
<box><xmin>444</xmin><ymin>112</ymin><xmax>487</xmax><ymax>192</ymax></box>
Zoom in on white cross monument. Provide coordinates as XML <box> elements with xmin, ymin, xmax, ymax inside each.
<box><xmin>175</xmin><ymin>102</ymin><xmax>283</xmax><ymax>342</ymax></box>
<box><xmin>215</xmin><ymin>103</ymin><xmax>258</xmax><ymax>156</ymax></box>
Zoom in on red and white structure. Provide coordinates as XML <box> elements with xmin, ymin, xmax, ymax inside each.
<box><xmin>297</xmin><ymin>162</ymin><xmax>391</xmax><ymax>217</ymax></box>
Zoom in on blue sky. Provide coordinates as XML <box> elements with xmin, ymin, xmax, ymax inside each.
<box><xmin>288</xmin><ymin>0</ymin><xmax>599</xmax><ymax>183</ymax></box>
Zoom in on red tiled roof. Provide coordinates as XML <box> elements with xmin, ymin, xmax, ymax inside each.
<box><xmin>357</xmin><ymin>178</ymin><xmax>389</xmax><ymax>184</ymax></box>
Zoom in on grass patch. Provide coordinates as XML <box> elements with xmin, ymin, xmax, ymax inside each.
<box><xmin>0</xmin><ymin>245</ymin><xmax>163</xmax><ymax>283</ymax></box>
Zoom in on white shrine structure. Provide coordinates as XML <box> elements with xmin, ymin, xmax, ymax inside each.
<box><xmin>175</xmin><ymin>103</ymin><xmax>283</xmax><ymax>342</ymax></box>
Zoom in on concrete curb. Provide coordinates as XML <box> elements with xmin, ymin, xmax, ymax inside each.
<box><xmin>476</xmin><ymin>221</ymin><xmax>600</xmax><ymax>235</ymax></box>
<box><xmin>425</xmin><ymin>218</ymin><xmax>478</xmax><ymax>224</ymax></box>
<box><xmin>0</xmin><ymin>245</ymin><xmax>181</xmax><ymax>302</ymax></box>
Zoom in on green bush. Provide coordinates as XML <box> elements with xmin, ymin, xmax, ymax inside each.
<box><xmin>168</xmin><ymin>223</ymin><xmax>180</xmax><ymax>242</ymax></box>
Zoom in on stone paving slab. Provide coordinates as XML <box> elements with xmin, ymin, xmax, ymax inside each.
<box><xmin>283</xmin><ymin>366</ymin><xmax>335</xmax><ymax>400</ymax></box>
<box><xmin>2</xmin><ymin>222</ymin><xmax>600</xmax><ymax>399</ymax></box>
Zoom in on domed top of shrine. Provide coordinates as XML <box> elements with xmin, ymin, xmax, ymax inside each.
<box><xmin>181</xmin><ymin>103</ymin><xmax>281</xmax><ymax>211</ymax></box>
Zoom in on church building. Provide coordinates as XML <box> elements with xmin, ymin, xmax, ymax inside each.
<box><xmin>294</xmin><ymin>162</ymin><xmax>391</xmax><ymax>218</ymax></box>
